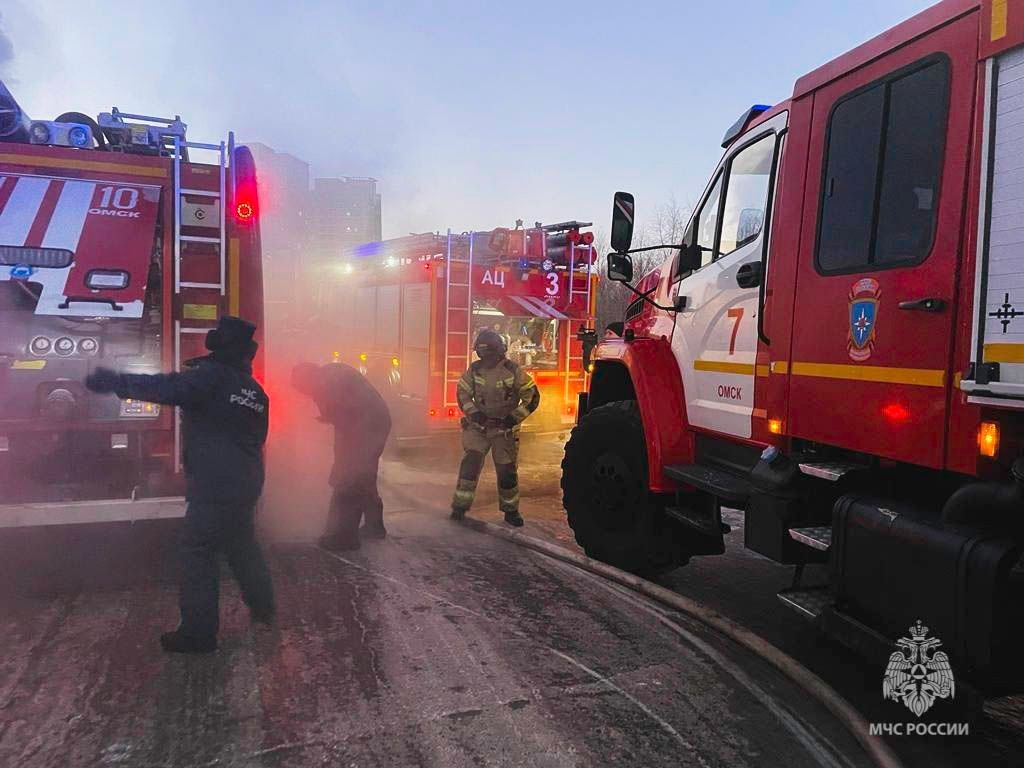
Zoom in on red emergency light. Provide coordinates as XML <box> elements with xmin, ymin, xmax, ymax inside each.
<box><xmin>232</xmin><ymin>145</ymin><xmax>260</xmax><ymax>225</ymax></box>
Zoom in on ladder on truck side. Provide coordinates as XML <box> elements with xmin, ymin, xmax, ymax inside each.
<box><xmin>443</xmin><ymin>230</ymin><xmax>475</xmax><ymax>409</ymax></box>
<box><xmin>169</xmin><ymin>132</ymin><xmax>232</xmax><ymax>472</ymax></box>
<box><xmin>564</xmin><ymin>243</ymin><xmax>595</xmax><ymax>403</ymax></box>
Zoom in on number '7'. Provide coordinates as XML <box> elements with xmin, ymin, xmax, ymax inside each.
<box><xmin>727</xmin><ymin>308</ymin><xmax>744</xmax><ymax>355</ymax></box>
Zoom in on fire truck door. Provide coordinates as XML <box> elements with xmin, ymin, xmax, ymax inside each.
<box><xmin>787</xmin><ymin>16</ymin><xmax>976</xmax><ymax>468</ymax></box>
<box><xmin>671</xmin><ymin>113</ymin><xmax>787</xmax><ymax>439</ymax></box>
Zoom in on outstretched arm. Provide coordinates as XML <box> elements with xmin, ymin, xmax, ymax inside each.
<box><xmin>87</xmin><ymin>366</ymin><xmax>216</xmax><ymax>409</ymax></box>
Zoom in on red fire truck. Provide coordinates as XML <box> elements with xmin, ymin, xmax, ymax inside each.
<box><xmin>564</xmin><ymin>0</ymin><xmax>1024</xmax><ymax>692</ymax></box>
<box><xmin>0</xmin><ymin>82</ymin><xmax>264</xmax><ymax>526</ymax></box>
<box><xmin>317</xmin><ymin>222</ymin><xmax>597</xmax><ymax>440</ymax></box>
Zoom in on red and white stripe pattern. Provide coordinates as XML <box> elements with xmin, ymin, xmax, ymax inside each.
<box><xmin>0</xmin><ymin>173</ymin><xmax>161</xmax><ymax>318</ymax></box>
<box><xmin>509</xmin><ymin>294</ymin><xmax>569</xmax><ymax>320</ymax></box>
<box><xmin>0</xmin><ymin>174</ymin><xmax>94</xmax><ymax>253</ymax></box>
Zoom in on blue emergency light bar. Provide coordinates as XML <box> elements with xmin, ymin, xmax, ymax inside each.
<box><xmin>353</xmin><ymin>241</ymin><xmax>385</xmax><ymax>259</ymax></box>
<box><xmin>721</xmin><ymin>104</ymin><xmax>772</xmax><ymax>149</ymax></box>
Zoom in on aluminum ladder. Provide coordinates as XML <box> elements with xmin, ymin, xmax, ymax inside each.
<box><xmin>169</xmin><ymin>132</ymin><xmax>233</xmax><ymax>471</ymax></box>
<box><xmin>565</xmin><ymin>244</ymin><xmax>595</xmax><ymax>403</ymax></box>
<box><xmin>443</xmin><ymin>230</ymin><xmax>475</xmax><ymax>409</ymax></box>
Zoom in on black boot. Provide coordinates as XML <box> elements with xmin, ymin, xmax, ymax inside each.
<box><xmin>504</xmin><ymin>511</ymin><xmax>524</xmax><ymax>527</ymax></box>
<box><xmin>450</xmin><ymin>507</ymin><xmax>467</xmax><ymax>521</ymax></box>
<box><xmin>250</xmin><ymin>605</ymin><xmax>276</xmax><ymax>626</ymax></box>
<box><xmin>160</xmin><ymin>629</ymin><xmax>217</xmax><ymax>654</ymax></box>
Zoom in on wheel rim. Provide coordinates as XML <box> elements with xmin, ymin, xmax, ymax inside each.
<box><xmin>589</xmin><ymin>451</ymin><xmax>638</xmax><ymax>531</ymax></box>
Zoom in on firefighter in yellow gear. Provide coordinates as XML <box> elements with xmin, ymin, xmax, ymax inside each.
<box><xmin>451</xmin><ymin>329</ymin><xmax>540</xmax><ymax>526</ymax></box>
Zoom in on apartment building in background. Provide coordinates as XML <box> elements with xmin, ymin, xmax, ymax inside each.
<box><xmin>241</xmin><ymin>142</ymin><xmax>381</xmax><ymax>340</ymax></box>
<box><xmin>311</xmin><ymin>176</ymin><xmax>382</xmax><ymax>264</ymax></box>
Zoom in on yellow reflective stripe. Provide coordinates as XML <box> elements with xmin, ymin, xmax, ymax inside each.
<box><xmin>992</xmin><ymin>0</ymin><xmax>1008</xmax><ymax>41</ymax></box>
<box><xmin>12</xmin><ymin>360</ymin><xmax>45</xmax><ymax>370</ymax></box>
<box><xmin>183</xmin><ymin>303</ymin><xmax>218</xmax><ymax>320</ymax></box>
<box><xmin>790</xmin><ymin>362</ymin><xmax>945</xmax><ymax>387</ymax></box>
<box><xmin>229</xmin><ymin>237</ymin><xmax>240</xmax><ymax>316</ymax></box>
<box><xmin>755</xmin><ymin>365</ymin><xmax>770</xmax><ymax>377</ymax></box>
<box><xmin>694</xmin><ymin>360</ymin><xmax>755</xmax><ymax>375</ymax></box>
<box><xmin>498</xmin><ymin>487</ymin><xmax>519</xmax><ymax>511</ymax></box>
<box><xmin>0</xmin><ymin>153</ymin><xmax>167</xmax><ymax>178</ymax></box>
<box><xmin>984</xmin><ymin>343</ymin><xmax>1024</xmax><ymax>364</ymax></box>
<box><xmin>772</xmin><ymin>361</ymin><xmax>789</xmax><ymax>374</ymax></box>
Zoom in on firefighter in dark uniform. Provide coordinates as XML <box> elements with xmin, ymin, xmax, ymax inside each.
<box><xmin>85</xmin><ymin>316</ymin><xmax>274</xmax><ymax>654</ymax></box>
<box><xmin>292</xmin><ymin>361</ymin><xmax>392</xmax><ymax>551</ymax></box>
<box><xmin>450</xmin><ymin>329</ymin><xmax>540</xmax><ymax>526</ymax></box>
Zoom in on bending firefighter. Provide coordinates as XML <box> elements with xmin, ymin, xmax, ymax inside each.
<box><xmin>450</xmin><ymin>329</ymin><xmax>540</xmax><ymax>526</ymax></box>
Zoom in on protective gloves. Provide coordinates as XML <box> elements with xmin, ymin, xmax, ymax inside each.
<box><xmin>85</xmin><ymin>367</ymin><xmax>122</xmax><ymax>394</ymax></box>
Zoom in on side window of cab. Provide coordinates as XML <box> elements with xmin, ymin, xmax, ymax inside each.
<box><xmin>676</xmin><ymin>131</ymin><xmax>777</xmax><ymax>280</ymax></box>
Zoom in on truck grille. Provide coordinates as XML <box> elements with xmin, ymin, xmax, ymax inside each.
<box><xmin>625</xmin><ymin>298</ymin><xmax>644</xmax><ymax>321</ymax></box>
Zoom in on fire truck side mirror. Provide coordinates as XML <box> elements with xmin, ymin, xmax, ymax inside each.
<box><xmin>607</xmin><ymin>253</ymin><xmax>634</xmax><ymax>283</ymax></box>
<box><xmin>611</xmin><ymin>191</ymin><xmax>635</xmax><ymax>253</ymax></box>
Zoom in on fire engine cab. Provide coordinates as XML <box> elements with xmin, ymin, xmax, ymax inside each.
<box><xmin>0</xmin><ymin>81</ymin><xmax>263</xmax><ymax>526</ymax></box>
<box><xmin>564</xmin><ymin>0</ymin><xmax>1024</xmax><ymax>694</ymax></box>
<box><xmin>318</xmin><ymin>221</ymin><xmax>597</xmax><ymax>439</ymax></box>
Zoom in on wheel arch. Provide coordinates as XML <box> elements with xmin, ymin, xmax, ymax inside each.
<box><xmin>588</xmin><ymin>338</ymin><xmax>693</xmax><ymax>492</ymax></box>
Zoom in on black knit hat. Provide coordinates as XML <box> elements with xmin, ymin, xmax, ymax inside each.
<box><xmin>205</xmin><ymin>315</ymin><xmax>257</xmax><ymax>353</ymax></box>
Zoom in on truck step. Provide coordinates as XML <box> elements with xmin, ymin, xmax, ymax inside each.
<box><xmin>777</xmin><ymin>587</ymin><xmax>832</xmax><ymax>620</ymax></box>
<box><xmin>788</xmin><ymin>526</ymin><xmax>832</xmax><ymax>552</ymax></box>
<box><xmin>663</xmin><ymin>464</ymin><xmax>752</xmax><ymax>503</ymax></box>
<box><xmin>665</xmin><ymin>506</ymin><xmax>729</xmax><ymax>537</ymax></box>
<box><xmin>797</xmin><ymin>461</ymin><xmax>865</xmax><ymax>481</ymax></box>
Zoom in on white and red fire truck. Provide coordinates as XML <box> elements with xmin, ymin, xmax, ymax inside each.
<box><xmin>0</xmin><ymin>82</ymin><xmax>264</xmax><ymax>526</ymax></box>
<box><xmin>318</xmin><ymin>222</ymin><xmax>597</xmax><ymax>439</ymax></box>
<box><xmin>564</xmin><ymin>0</ymin><xmax>1024</xmax><ymax>694</ymax></box>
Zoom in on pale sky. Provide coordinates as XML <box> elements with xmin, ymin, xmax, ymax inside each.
<box><xmin>1</xmin><ymin>0</ymin><xmax>934</xmax><ymax>240</ymax></box>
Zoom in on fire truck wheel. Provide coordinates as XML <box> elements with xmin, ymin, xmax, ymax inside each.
<box><xmin>561</xmin><ymin>400</ymin><xmax>686</xmax><ymax>576</ymax></box>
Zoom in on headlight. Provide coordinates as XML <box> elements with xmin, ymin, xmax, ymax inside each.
<box><xmin>78</xmin><ymin>337</ymin><xmax>98</xmax><ymax>355</ymax></box>
<box><xmin>53</xmin><ymin>337</ymin><xmax>75</xmax><ymax>356</ymax></box>
<box><xmin>120</xmin><ymin>399</ymin><xmax>160</xmax><ymax>418</ymax></box>
<box><xmin>85</xmin><ymin>269</ymin><xmax>129</xmax><ymax>289</ymax></box>
<box><xmin>67</xmin><ymin>125</ymin><xmax>90</xmax><ymax>148</ymax></box>
<box><xmin>30</xmin><ymin>122</ymin><xmax>51</xmax><ymax>144</ymax></box>
<box><xmin>29</xmin><ymin>336</ymin><xmax>52</xmax><ymax>356</ymax></box>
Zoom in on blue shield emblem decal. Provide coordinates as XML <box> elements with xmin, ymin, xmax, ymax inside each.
<box><xmin>850</xmin><ymin>300</ymin><xmax>876</xmax><ymax>348</ymax></box>
<box><xmin>847</xmin><ymin>278</ymin><xmax>881</xmax><ymax>362</ymax></box>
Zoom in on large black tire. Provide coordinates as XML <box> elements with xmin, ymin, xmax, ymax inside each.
<box><xmin>561</xmin><ymin>400</ymin><xmax>687</xmax><ymax>576</ymax></box>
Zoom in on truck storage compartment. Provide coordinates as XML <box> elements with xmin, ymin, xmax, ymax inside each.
<box><xmin>831</xmin><ymin>494</ymin><xmax>1024</xmax><ymax>692</ymax></box>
